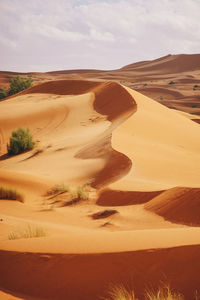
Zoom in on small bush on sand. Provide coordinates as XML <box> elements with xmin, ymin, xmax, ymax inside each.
<box><xmin>0</xmin><ymin>186</ymin><xmax>24</xmax><ymax>202</ymax></box>
<box><xmin>77</xmin><ymin>185</ymin><xmax>89</xmax><ymax>200</ymax></box>
<box><xmin>0</xmin><ymin>87</ymin><xmax>7</xmax><ymax>99</ymax></box>
<box><xmin>8</xmin><ymin>75</ymin><xmax>33</xmax><ymax>96</ymax></box>
<box><xmin>8</xmin><ymin>224</ymin><xmax>46</xmax><ymax>240</ymax></box>
<box><xmin>7</xmin><ymin>127</ymin><xmax>35</xmax><ymax>156</ymax></box>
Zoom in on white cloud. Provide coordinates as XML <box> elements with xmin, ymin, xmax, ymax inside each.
<box><xmin>0</xmin><ymin>0</ymin><xmax>200</xmax><ymax>72</ymax></box>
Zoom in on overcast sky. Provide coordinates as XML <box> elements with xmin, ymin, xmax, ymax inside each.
<box><xmin>0</xmin><ymin>0</ymin><xmax>200</xmax><ymax>72</ymax></box>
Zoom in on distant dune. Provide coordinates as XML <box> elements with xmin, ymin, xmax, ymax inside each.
<box><xmin>1</xmin><ymin>53</ymin><xmax>200</xmax><ymax>115</ymax></box>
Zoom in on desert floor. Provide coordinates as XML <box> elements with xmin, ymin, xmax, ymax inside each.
<box><xmin>0</xmin><ymin>54</ymin><xmax>200</xmax><ymax>300</ymax></box>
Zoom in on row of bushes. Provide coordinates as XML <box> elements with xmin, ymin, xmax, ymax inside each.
<box><xmin>0</xmin><ymin>75</ymin><xmax>33</xmax><ymax>99</ymax></box>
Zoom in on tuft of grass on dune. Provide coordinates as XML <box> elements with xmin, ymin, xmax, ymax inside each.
<box><xmin>105</xmin><ymin>285</ymin><xmax>137</xmax><ymax>300</ymax></box>
<box><xmin>46</xmin><ymin>183</ymin><xmax>69</xmax><ymax>196</ymax></box>
<box><xmin>0</xmin><ymin>186</ymin><xmax>24</xmax><ymax>202</ymax></box>
<box><xmin>105</xmin><ymin>284</ymin><xmax>186</xmax><ymax>300</ymax></box>
<box><xmin>8</xmin><ymin>224</ymin><xmax>46</xmax><ymax>240</ymax></box>
<box><xmin>145</xmin><ymin>284</ymin><xmax>184</xmax><ymax>300</ymax></box>
<box><xmin>45</xmin><ymin>183</ymin><xmax>90</xmax><ymax>207</ymax></box>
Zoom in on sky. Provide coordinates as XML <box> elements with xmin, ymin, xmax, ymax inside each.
<box><xmin>0</xmin><ymin>0</ymin><xmax>200</xmax><ymax>72</ymax></box>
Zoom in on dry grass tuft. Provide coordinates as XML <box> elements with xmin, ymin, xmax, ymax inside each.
<box><xmin>8</xmin><ymin>224</ymin><xmax>46</xmax><ymax>240</ymax></box>
<box><xmin>145</xmin><ymin>284</ymin><xmax>184</xmax><ymax>300</ymax></box>
<box><xmin>105</xmin><ymin>284</ymin><xmax>185</xmax><ymax>300</ymax></box>
<box><xmin>46</xmin><ymin>183</ymin><xmax>69</xmax><ymax>196</ymax></box>
<box><xmin>0</xmin><ymin>186</ymin><xmax>24</xmax><ymax>202</ymax></box>
<box><xmin>105</xmin><ymin>285</ymin><xmax>137</xmax><ymax>300</ymax></box>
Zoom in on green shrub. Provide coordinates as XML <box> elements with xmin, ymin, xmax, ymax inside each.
<box><xmin>193</xmin><ymin>84</ymin><xmax>199</xmax><ymax>91</ymax></box>
<box><xmin>7</xmin><ymin>127</ymin><xmax>35</xmax><ymax>156</ymax></box>
<box><xmin>169</xmin><ymin>81</ymin><xmax>175</xmax><ymax>85</ymax></box>
<box><xmin>8</xmin><ymin>75</ymin><xmax>33</xmax><ymax>96</ymax></box>
<box><xmin>0</xmin><ymin>88</ymin><xmax>7</xmax><ymax>99</ymax></box>
<box><xmin>0</xmin><ymin>186</ymin><xmax>24</xmax><ymax>202</ymax></box>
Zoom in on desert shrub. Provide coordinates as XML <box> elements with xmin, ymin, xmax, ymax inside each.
<box><xmin>0</xmin><ymin>186</ymin><xmax>24</xmax><ymax>202</ymax></box>
<box><xmin>192</xmin><ymin>105</ymin><xmax>197</xmax><ymax>108</ymax></box>
<box><xmin>0</xmin><ymin>88</ymin><xmax>7</xmax><ymax>99</ymax></box>
<box><xmin>77</xmin><ymin>185</ymin><xmax>89</xmax><ymax>200</ymax></box>
<box><xmin>46</xmin><ymin>183</ymin><xmax>69</xmax><ymax>196</ymax></box>
<box><xmin>8</xmin><ymin>75</ymin><xmax>33</xmax><ymax>96</ymax></box>
<box><xmin>193</xmin><ymin>84</ymin><xmax>199</xmax><ymax>91</ymax></box>
<box><xmin>7</xmin><ymin>127</ymin><xmax>35</xmax><ymax>156</ymax></box>
<box><xmin>169</xmin><ymin>81</ymin><xmax>175</xmax><ymax>85</ymax></box>
<box><xmin>8</xmin><ymin>224</ymin><xmax>46</xmax><ymax>240</ymax></box>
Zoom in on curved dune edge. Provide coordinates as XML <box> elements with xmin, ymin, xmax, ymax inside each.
<box><xmin>0</xmin><ymin>80</ymin><xmax>137</xmax><ymax>198</ymax></box>
<box><xmin>1</xmin><ymin>245</ymin><xmax>200</xmax><ymax>300</ymax></box>
<box><xmin>97</xmin><ymin>189</ymin><xmax>164</xmax><ymax>206</ymax></box>
<box><xmin>145</xmin><ymin>187</ymin><xmax>200</xmax><ymax>226</ymax></box>
<box><xmin>105</xmin><ymin>86</ymin><xmax>200</xmax><ymax>192</ymax></box>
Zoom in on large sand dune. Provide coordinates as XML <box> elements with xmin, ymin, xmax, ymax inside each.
<box><xmin>1</xmin><ymin>78</ymin><xmax>200</xmax><ymax>299</ymax></box>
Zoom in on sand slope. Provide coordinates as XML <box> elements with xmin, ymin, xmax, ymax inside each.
<box><xmin>145</xmin><ymin>187</ymin><xmax>200</xmax><ymax>226</ymax></box>
<box><xmin>1</xmin><ymin>79</ymin><xmax>200</xmax><ymax>300</ymax></box>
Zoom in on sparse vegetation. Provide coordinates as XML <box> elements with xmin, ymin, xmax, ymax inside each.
<box><xmin>169</xmin><ymin>81</ymin><xmax>175</xmax><ymax>85</ymax></box>
<box><xmin>0</xmin><ymin>87</ymin><xmax>7</xmax><ymax>99</ymax></box>
<box><xmin>160</xmin><ymin>96</ymin><xmax>163</xmax><ymax>101</ymax></box>
<box><xmin>105</xmin><ymin>284</ymin><xmax>188</xmax><ymax>300</ymax></box>
<box><xmin>46</xmin><ymin>183</ymin><xmax>69</xmax><ymax>196</ymax></box>
<box><xmin>0</xmin><ymin>76</ymin><xmax>33</xmax><ymax>99</ymax></box>
<box><xmin>193</xmin><ymin>84</ymin><xmax>199</xmax><ymax>91</ymax></box>
<box><xmin>105</xmin><ymin>285</ymin><xmax>137</xmax><ymax>300</ymax></box>
<box><xmin>8</xmin><ymin>75</ymin><xmax>33</xmax><ymax>96</ymax></box>
<box><xmin>7</xmin><ymin>127</ymin><xmax>35</xmax><ymax>156</ymax></box>
<box><xmin>77</xmin><ymin>185</ymin><xmax>89</xmax><ymax>200</ymax></box>
<box><xmin>45</xmin><ymin>183</ymin><xmax>90</xmax><ymax>207</ymax></box>
<box><xmin>0</xmin><ymin>186</ymin><xmax>24</xmax><ymax>202</ymax></box>
<box><xmin>8</xmin><ymin>224</ymin><xmax>46</xmax><ymax>240</ymax></box>
<box><xmin>145</xmin><ymin>284</ymin><xmax>184</xmax><ymax>300</ymax></box>
<box><xmin>192</xmin><ymin>104</ymin><xmax>197</xmax><ymax>108</ymax></box>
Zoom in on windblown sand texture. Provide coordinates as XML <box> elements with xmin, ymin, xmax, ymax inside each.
<box><xmin>1</xmin><ymin>54</ymin><xmax>200</xmax><ymax>300</ymax></box>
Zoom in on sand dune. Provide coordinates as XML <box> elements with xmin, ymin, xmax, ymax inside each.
<box><xmin>121</xmin><ymin>53</ymin><xmax>200</xmax><ymax>74</ymax></box>
<box><xmin>145</xmin><ymin>187</ymin><xmax>200</xmax><ymax>226</ymax></box>
<box><xmin>1</xmin><ymin>77</ymin><xmax>200</xmax><ymax>299</ymax></box>
<box><xmin>1</xmin><ymin>246</ymin><xmax>200</xmax><ymax>300</ymax></box>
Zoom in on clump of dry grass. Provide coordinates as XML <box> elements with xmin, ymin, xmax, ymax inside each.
<box><xmin>145</xmin><ymin>284</ymin><xmax>184</xmax><ymax>300</ymax></box>
<box><xmin>0</xmin><ymin>186</ymin><xmax>24</xmax><ymax>202</ymax></box>
<box><xmin>105</xmin><ymin>284</ymin><xmax>185</xmax><ymax>300</ymax></box>
<box><xmin>8</xmin><ymin>224</ymin><xmax>46</xmax><ymax>240</ymax></box>
<box><xmin>76</xmin><ymin>185</ymin><xmax>89</xmax><ymax>200</ymax></box>
<box><xmin>105</xmin><ymin>285</ymin><xmax>137</xmax><ymax>300</ymax></box>
<box><xmin>46</xmin><ymin>183</ymin><xmax>69</xmax><ymax>196</ymax></box>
